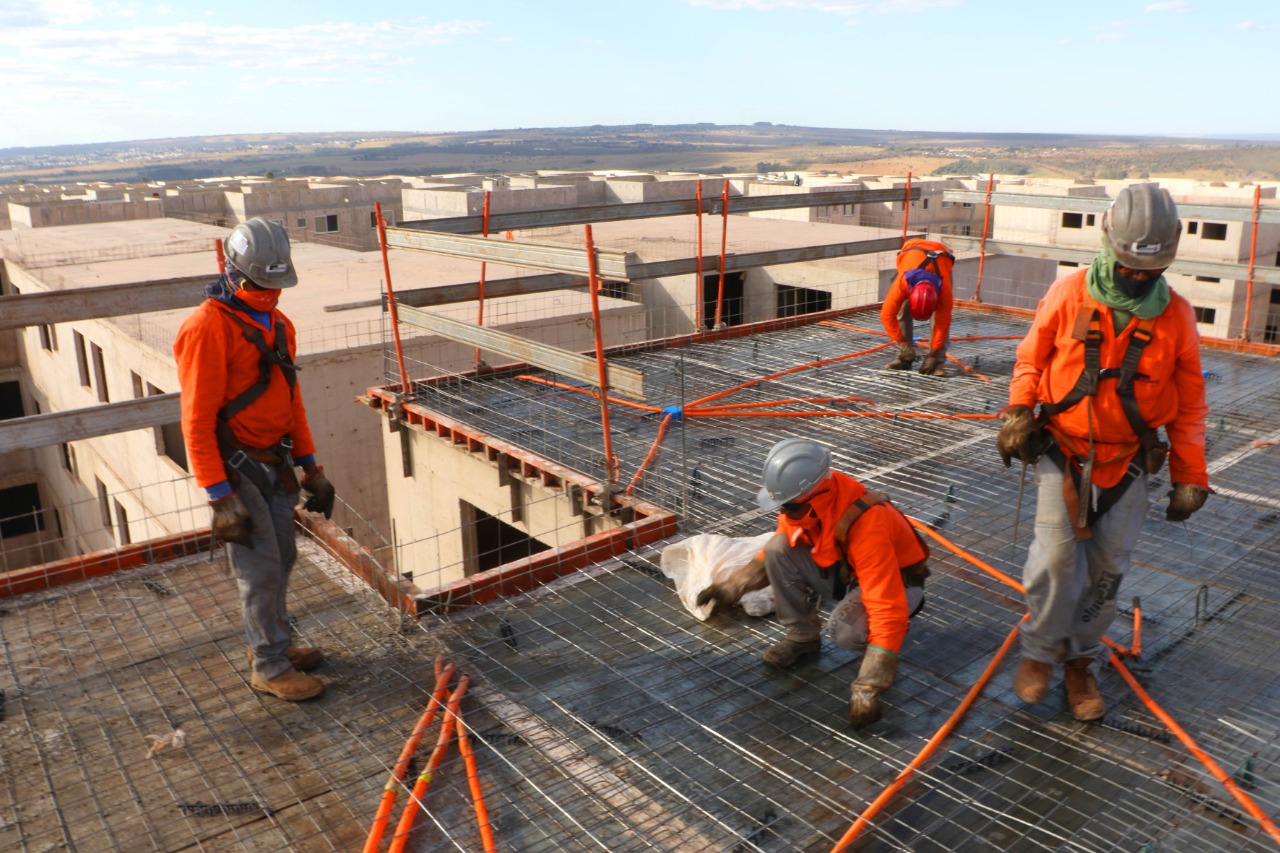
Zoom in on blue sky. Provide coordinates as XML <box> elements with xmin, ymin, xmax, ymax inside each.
<box><xmin>1</xmin><ymin>0</ymin><xmax>1277</xmax><ymax>149</ymax></box>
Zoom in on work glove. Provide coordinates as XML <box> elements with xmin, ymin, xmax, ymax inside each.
<box><xmin>695</xmin><ymin>555</ymin><xmax>768</xmax><ymax>613</ymax></box>
<box><xmin>1166</xmin><ymin>483</ymin><xmax>1209</xmax><ymax>522</ymax></box>
<box><xmin>919</xmin><ymin>354</ymin><xmax>945</xmax><ymax>376</ymax></box>
<box><xmin>301</xmin><ymin>465</ymin><xmax>336</xmax><ymax>519</ymax></box>
<box><xmin>210</xmin><ymin>493</ymin><xmax>253</xmax><ymax>547</ymax></box>
<box><xmin>885</xmin><ymin>341</ymin><xmax>916</xmax><ymax>370</ymax></box>
<box><xmin>849</xmin><ymin>645</ymin><xmax>899</xmax><ymax>728</ymax></box>
<box><xmin>997</xmin><ymin>404</ymin><xmax>1043</xmax><ymax>467</ymax></box>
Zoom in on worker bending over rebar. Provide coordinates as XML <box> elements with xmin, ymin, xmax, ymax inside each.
<box><xmin>697</xmin><ymin>439</ymin><xmax>931</xmax><ymax>727</ymax></box>
<box><xmin>997</xmin><ymin>184</ymin><xmax>1210</xmax><ymax>721</ymax></box>
<box><xmin>880</xmin><ymin>238</ymin><xmax>955</xmax><ymax>376</ymax></box>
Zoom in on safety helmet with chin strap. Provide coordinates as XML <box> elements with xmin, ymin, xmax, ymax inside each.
<box><xmin>757</xmin><ymin>438</ymin><xmax>832</xmax><ymax>511</ymax></box>
<box><xmin>224</xmin><ymin>217</ymin><xmax>298</xmax><ymax>288</ymax></box>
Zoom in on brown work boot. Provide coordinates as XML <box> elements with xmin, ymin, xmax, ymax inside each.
<box><xmin>250</xmin><ymin>666</ymin><xmax>325</xmax><ymax>701</ymax></box>
<box><xmin>762</xmin><ymin>637</ymin><xmax>821</xmax><ymax>669</ymax></box>
<box><xmin>1063</xmin><ymin>658</ymin><xmax>1105</xmax><ymax>721</ymax></box>
<box><xmin>1012</xmin><ymin>658</ymin><xmax>1053</xmax><ymax>704</ymax></box>
<box><xmin>247</xmin><ymin>645</ymin><xmax>325</xmax><ymax>673</ymax></box>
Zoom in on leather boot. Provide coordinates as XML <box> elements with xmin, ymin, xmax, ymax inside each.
<box><xmin>761</xmin><ymin>637</ymin><xmax>821</xmax><ymax>669</ymax></box>
<box><xmin>247</xmin><ymin>645</ymin><xmax>326</xmax><ymax>673</ymax></box>
<box><xmin>849</xmin><ymin>646</ymin><xmax>899</xmax><ymax>727</ymax></box>
<box><xmin>1063</xmin><ymin>658</ymin><xmax>1105</xmax><ymax>721</ymax></box>
<box><xmin>250</xmin><ymin>666</ymin><xmax>324</xmax><ymax>701</ymax></box>
<box><xmin>1013</xmin><ymin>658</ymin><xmax>1053</xmax><ymax>704</ymax></box>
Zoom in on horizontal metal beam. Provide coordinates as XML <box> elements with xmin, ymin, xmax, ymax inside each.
<box><xmin>384</xmin><ymin>229</ymin><xmax>633</xmax><ymax>279</ymax></box>
<box><xmin>943</xmin><ymin>235</ymin><xmax>1280</xmax><ymax>285</ymax></box>
<box><xmin>0</xmin><ymin>393</ymin><xmax>181</xmax><ymax>453</ymax></box>
<box><xmin>943</xmin><ymin>189</ymin><xmax>1280</xmax><ymax>224</ymax></box>
<box><xmin>398</xmin><ymin>187</ymin><xmax>920</xmax><ymax>235</ymax></box>
<box><xmin>396</xmin><ymin>305</ymin><xmax>646</xmax><ymax>400</ymax></box>
<box><xmin>0</xmin><ymin>276</ymin><xmax>209</xmax><ymax>332</ymax></box>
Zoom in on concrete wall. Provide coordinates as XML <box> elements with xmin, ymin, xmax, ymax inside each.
<box><xmin>9</xmin><ymin>198</ymin><xmax>166</xmax><ymax>229</ymax></box>
<box><xmin>402</xmin><ymin>185</ymin><xmax>579</xmax><ymax>222</ymax></box>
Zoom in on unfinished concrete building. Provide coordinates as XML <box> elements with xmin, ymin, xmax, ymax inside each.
<box><xmin>0</xmin><ymin>174</ymin><xmax>1278</xmax><ymax>852</ymax></box>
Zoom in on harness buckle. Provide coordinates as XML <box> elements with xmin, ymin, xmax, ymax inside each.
<box><xmin>227</xmin><ymin>450</ymin><xmax>250</xmax><ymax>470</ymax></box>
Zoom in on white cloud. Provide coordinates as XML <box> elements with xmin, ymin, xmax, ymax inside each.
<box><xmin>1235</xmin><ymin>20</ymin><xmax>1279</xmax><ymax>31</ymax></box>
<box><xmin>0</xmin><ymin>18</ymin><xmax>489</xmax><ymax>71</ymax></box>
<box><xmin>1144</xmin><ymin>1</ymin><xmax>1190</xmax><ymax>11</ymax></box>
<box><xmin>1090</xmin><ymin>19</ymin><xmax>1131</xmax><ymax>42</ymax></box>
<box><xmin>0</xmin><ymin>0</ymin><xmax>100</xmax><ymax>27</ymax></box>
<box><xmin>688</xmin><ymin>0</ymin><xmax>958</xmax><ymax>17</ymax></box>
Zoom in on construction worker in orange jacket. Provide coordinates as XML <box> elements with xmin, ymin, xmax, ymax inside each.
<box><xmin>174</xmin><ymin>217</ymin><xmax>337</xmax><ymax>702</ymax></box>
<box><xmin>881</xmin><ymin>238</ymin><xmax>955</xmax><ymax>376</ymax></box>
<box><xmin>697</xmin><ymin>439</ymin><xmax>930</xmax><ymax>727</ymax></box>
<box><xmin>997</xmin><ymin>184</ymin><xmax>1210</xmax><ymax>721</ymax></box>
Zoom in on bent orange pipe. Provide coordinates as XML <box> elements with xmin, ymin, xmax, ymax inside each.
<box><xmin>625</xmin><ymin>413</ymin><xmax>674</xmax><ymax>495</ymax></box>
<box><xmin>363</xmin><ymin>658</ymin><xmax>456</xmax><ymax>853</ymax></box>
<box><xmin>832</xmin><ymin>619</ymin><xmax>1023</xmax><ymax>851</ymax></box>
<box><xmin>387</xmin><ymin>675</ymin><xmax>471</xmax><ymax>853</ymax></box>
<box><xmin>455</xmin><ymin>706</ymin><xmax>498</xmax><ymax>853</ymax></box>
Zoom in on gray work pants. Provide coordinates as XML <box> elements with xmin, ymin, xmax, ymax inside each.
<box><xmin>1020</xmin><ymin>457</ymin><xmax>1148</xmax><ymax>674</ymax></box>
<box><xmin>226</xmin><ymin>465</ymin><xmax>298</xmax><ymax>680</ymax></box>
<box><xmin>764</xmin><ymin>534</ymin><xmax>923</xmax><ymax>650</ymax></box>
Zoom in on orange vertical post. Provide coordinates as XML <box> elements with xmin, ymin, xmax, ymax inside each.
<box><xmin>1242</xmin><ymin>184</ymin><xmax>1261</xmax><ymax>341</ymax></box>
<box><xmin>584</xmin><ymin>224</ymin><xmax>620</xmax><ymax>487</ymax></box>
<box><xmin>973</xmin><ymin>173</ymin><xmax>995</xmax><ymax>302</ymax></box>
<box><xmin>695</xmin><ymin>181</ymin><xmax>705</xmax><ymax>331</ymax></box>
<box><xmin>714</xmin><ymin>180</ymin><xmax>729</xmax><ymax>328</ymax></box>
<box><xmin>213</xmin><ymin>237</ymin><xmax>225</xmax><ymax>272</ymax></box>
<box><xmin>475</xmin><ymin>191</ymin><xmax>492</xmax><ymax>368</ymax></box>
<box><xmin>375</xmin><ymin>202</ymin><xmax>411</xmax><ymax>393</ymax></box>
<box><xmin>900</xmin><ymin>171</ymin><xmax>912</xmax><ymax>245</ymax></box>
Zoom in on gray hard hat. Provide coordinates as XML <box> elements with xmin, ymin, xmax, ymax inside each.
<box><xmin>1102</xmin><ymin>183</ymin><xmax>1181</xmax><ymax>270</ymax></box>
<box><xmin>757</xmin><ymin>438</ymin><xmax>832</xmax><ymax>511</ymax></box>
<box><xmin>224</xmin><ymin>217</ymin><xmax>297</xmax><ymax>288</ymax></box>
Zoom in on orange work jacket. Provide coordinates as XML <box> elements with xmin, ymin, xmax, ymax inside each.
<box><xmin>879</xmin><ymin>238</ymin><xmax>955</xmax><ymax>355</ymax></box>
<box><xmin>774</xmin><ymin>472</ymin><xmax>928</xmax><ymax>653</ymax></box>
<box><xmin>174</xmin><ymin>299</ymin><xmax>317</xmax><ymax>489</ymax></box>
<box><xmin>1009</xmin><ymin>269</ymin><xmax>1208</xmax><ymax>489</ymax></box>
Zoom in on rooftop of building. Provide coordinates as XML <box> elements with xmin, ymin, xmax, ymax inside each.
<box><xmin>3</xmin><ymin>304</ymin><xmax>1276</xmax><ymax>851</ymax></box>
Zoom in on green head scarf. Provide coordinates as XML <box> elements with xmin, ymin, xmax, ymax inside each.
<box><xmin>1086</xmin><ymin>240</ymin><xmax>1171</xmax><ymax>331</ymax></box>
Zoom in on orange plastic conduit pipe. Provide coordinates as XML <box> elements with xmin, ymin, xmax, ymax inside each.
<box><xmin>973</xmin><ymin>173</ymin><xmax>995</xmax><ymax>303</ymax></box>
<box><xmin>714</xmin><ymin>180</ymin><xmax>730</xmax><ymax>328</ymax></box>
<box><xmin>475</xmin><ymin>190</ymin><xmax>492</xmax><ymax>369</ymax></box>
<box><xmin>387</xmin><ymin>674</ymin><xmax>472</xmax><ymax>853</ymax></box>
<box><xmin>363</xmin><ymin>658</ymin><xmax>456</xmax><ymax>853</ymax></box>
<box><xmin>514</xmin><ymin>375</ymin><xmax>662</xmax><ymax>413</ymax></box>
<box><xmin>831</xmin><ymin>619</ymin><xmax>1024</xmax><ymax>851</ymax></box>
<box><xmin>454</xmin><ymin>706</ymin><xmax>498</xmax><ymax>853</ymax></box>
<box><xmin>689</xmin><ymin>343</ymin><xmax>894</xmax><ymax>409</ymax></box>
<box><xmin>625</xmin><ymin>413</ymin><xmax>675</xmax><ymax>494</ymax></box>
<box><xmin>908</xmin><ymin>518</ymin><xmax>1280</xmax><ymax>846</ymax></box>
<box><xmin>819</xmin><ymin>320</ymin><xmax>1022</xmax><ymax>344</ymax></box>
<box><xmin>375</xmin><ymin>202</ymin><xmax>411</xmax><ymax>394</ymax></box>
<box><xmin>584</xmin><ymin>224</ymin><xmax>620</xmax><ymax>484</ymax></box>
<box><xmin>900</xmin><ymin>172</ymin><xmax>912</xmax><ymax>245</ymax></box>
<box><xmin>1243</xmin><ymin>184</ymin><xmax>1260</xmax><ymax>342</ymax></box>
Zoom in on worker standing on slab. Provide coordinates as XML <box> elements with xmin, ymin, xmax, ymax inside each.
<box><xmin>175</xmin><ymin>217</ymin><xmax>337</xmax><ymax>702</ymax></box>
<box><xmin>881</xmin><ymin>238</ymin><xmax>955</xmax><ymax>376</ymax></box>
<box><xmin>697</xmin><ymin>439</ymin><xmax>931</xmax><ymax>727</ymax></box>
<box><xmin>997</xmin><ymin>184</ymin><xmax>1210</xmax><ymax>721</ymax></box>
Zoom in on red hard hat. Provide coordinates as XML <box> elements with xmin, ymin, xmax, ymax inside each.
<box><xmin>906</xmin><ymin>269</ymin><xmax>941</xmax><ymax>321</ymax></box>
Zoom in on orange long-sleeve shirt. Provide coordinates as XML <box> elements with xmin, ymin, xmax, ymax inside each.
<box><xmin>775</xmin><ymin>472</ymin><xmax>927</xmax><ymax>653</ymax></box>
<box><xmin>1008</xmin><ymin>269</ymin><xmax>1208</xmax><ymax>489</ymax></box>
<box><xmin>174</xmin><ymin>299</ymin><xmax>317</xmax><ymax>489</ymax></box>
<box><xmin>879</xmin><ymin>268</ymin><xmax>954</xmax><ymax>355</ymax></box>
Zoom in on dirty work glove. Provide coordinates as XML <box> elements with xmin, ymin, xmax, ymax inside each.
<box><xmin>301</xmin><ymin>465</ymin><xmax>336</xmax><ymax>519</ymax></box>
<box><xmin>849</xmin><ymin>645</ymin><xmax>899</xmax><ymax>728</ymax></box>
<box><xmin>885</xmin><ymin>341</ymin><xmax>916</xmax><ymax>370</ymax></box>
<box><xmin>695</xmin><ymin>555</ymin><xmax>768</xmax><ymax>612</ymax></box>
<box><xmin>919</xmin><ymin>354</ymin><xmax>945</xmax><ymax>376</ymax></box>
<box><xmin>997</xmin><ymin>404</ymin><xmax>1042</xmax><ymax>467</ymax></box>
<box><xmin>210</xmin><ymin>493</ymin><xmax>253</xmax><ymax>547</ymax></box>
<box><xmin>1166</xmin><ymin>483</ymin><xmax>1209</xmax><ymax>522</ymax></box>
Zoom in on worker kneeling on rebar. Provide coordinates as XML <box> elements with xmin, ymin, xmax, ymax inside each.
<box><xmin>997</xmin><ymin>183</ymin><xmax>1210</xmax><ymax>722</ymax></box>
<box><xmin>697</xmin><ymin>439</ymin><xmax>931</xmax><ymax>727</ymax></box>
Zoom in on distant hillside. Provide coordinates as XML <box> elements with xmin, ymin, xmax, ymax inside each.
<box><xmin>3</xmin><ymin>124</ymin><xmax>1279</xmax><ymax>184</ymax></box>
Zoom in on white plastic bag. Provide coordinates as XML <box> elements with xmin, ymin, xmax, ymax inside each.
<box><xmin>659</xmin><ymin>532</ymin><xmax>776</xmax><ymax>621</ymax></box>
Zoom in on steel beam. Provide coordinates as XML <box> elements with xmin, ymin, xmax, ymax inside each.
<box><xmin>942</xmin><ymin>235</ymin><xmax>1280</xmax><ymax>285</ymax></box>
<box><xmin>384</xmin><ymin>229</ymin><xmax>633</xmax><ymax>279</ymax></box>
<box><xmin>397</xmin><ymin>187</ymin><xmax>919</xmax><ymax>235</ymax></box>
<box><xmin>0</xmin><ymin>393</ymin><xmax>181</xmax><ymax>453</ymax></box>
<box><xmin>396</xmin><ymin>305</ymin><xmax>646</xmax><ymax>400</ymax></box>
<box><xmin>0</xmin><ymin>276</ymin><xmax>210</xmax><ymax>332</ymax></box>
<box><xmin>943</xmin><ymin>189</ymin><xmax>1280</xmax><ymax>224</ymax></box>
